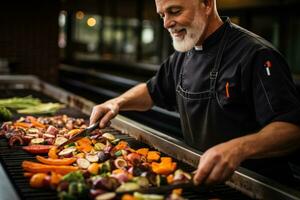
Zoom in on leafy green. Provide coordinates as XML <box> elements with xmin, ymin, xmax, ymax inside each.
<box><xmin>0</xmin><ymin>107</ymin><xmax>12</xmax><ymax>121</ymax></box>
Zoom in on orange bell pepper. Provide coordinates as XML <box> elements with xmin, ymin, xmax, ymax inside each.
<box><xmin>114</xmin><ymin>141</ymin><xmax>128</xmax><ymax>151</ymax></box>
<box><xmin>151</xmin><ymin>157</ymin><xmax>177</xmax><ymax>175</ymax></box>
<box><xmin>67</xmin><ymin>129</ymin><xmax>82</xmax><ymax>137</ymax></box>
<box><xmin>48</xmin><ymin>146</ymin><xmax>58</xmax><ymax>159</ymax></box>
<box><xmin>147</xmin><ymin>151</ymin><xmax>160</xmax><ymax>162</ymax></box>
<box><xmin>22</xmin><ymin>160</ymin><xmax>79</xmax><ymax>175</ymax></box>
<box><xmin>76</xmin><ymin>137</ymin><xmax>93</xmax><ymax>152</ymax></box>
<box><xmin>136</xmin><ymin>148</ymin><xmax>149</xmax><ymax>156</ymax></box>
<box><xmin>36</xmin><ymin>156</ymin><xmax>77</xmax><ymax>166</ymax></box>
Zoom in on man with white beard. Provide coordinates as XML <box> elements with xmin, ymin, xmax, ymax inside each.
<box><xmin>90</xmin><ymin>0</ymin><xmax>300</xmax><ymax>185</ymax></box>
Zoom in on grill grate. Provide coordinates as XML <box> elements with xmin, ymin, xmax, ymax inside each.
<box><xmin>0</xmin><ymin>89</ymin><xmax>253</xmax><ymax>199</ymax></box>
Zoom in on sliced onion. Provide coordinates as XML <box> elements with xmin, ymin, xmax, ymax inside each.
<box><xmin>58</xmin><ymin>147</ymin><xmax>76</xmax><ymax>156</ymax></box>
<box><xmin>102</xmin><ymin>133</ymin><xmax>115</xmax><ymax>141</ymax></box>
<box><xmin>30</xmin><ymin>138</ymin><xmax>45</xmax><ymax>145</ymax></box>
<box><xmin>54</xmin><ymin>137</ymin><xmax>68</xmax><ymax>146</ymax></box>
<box><xmin>114</xmin><ymin>158</ymin><xmax>127</xmax><ymax>169</ymax></box>
<box><xmin>77</xmin><ymin>158</ymin><xmax>91</xmax><ymax>169</ymax></box>
<box><xmin>95</xmin><ymin>192</ymin><xmax>116</xmax><ymax>200</ymax></box>
<box><xmin>86</xmin><ymin>153</ymin><xmax>99</xmax><ymax>163</ymax></box>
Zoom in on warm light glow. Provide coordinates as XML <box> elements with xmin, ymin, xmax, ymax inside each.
<box><xmin>87</xmin><ymin>17</ymin><xmax>97</xmax><ymax>27</ymax></box>
<box><xmin>76</xmin><ymin>11</ymin><xmax>84</xmax><ymax>20</ymax></box>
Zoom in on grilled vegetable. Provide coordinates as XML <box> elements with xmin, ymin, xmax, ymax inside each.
<box><xmin>133</xmin><ymin>192</ymin><xmax>164</xmax><ymax>200</ymax></box>
<box><xmin>55</xmin><ymin>137</ymin><xmax>68</xmax><ymax>146</ymax></box>
<box><xmin>116</xmin><ymin>182</ymin><xmax>140</xmax><ymax>193</ymax></box>
<box><xmin>62</xmin><ymin>171</ymin><xmax>85</xmax><ymax>182</ymax></box>
<box><xmin>88</xmin><ymin>163</ymin><xmax>100</xmax><ymax>175</ymax></box>
<box><xmin>23</xmin><ymin>145</ymin><xmax>54</xmax><ymax>154</ymax></box>
<box><xmin>95</xmin><ymin>192</ymin><xmax>116</xmax><ymax>200</ymax></box>
<box><xmin>22</xmin><ymin>160</ymin><xmax>79</xmax><ymax>175</ymax></box>
<box><xmin>30</xmin><ymin>138</ymin><xmax>45</xmax><ymax>145</ymax></box>
<box><xmin>36</xmin><ymin>156</ymin><xmax>77</xmax><ymax>166</ymax></box>
<box><xmin>102</xmin><ymin>133</ymin><xmax>115</xmax><ymax>141</ymax></box>
<box><xmin>0</xmin><ymin>96</ymin><xmax>41</xmax><ymax>109</ymax></box>
<box><xmin>114</xmin><ymin>157</ymin><xmax>127</xmax><ymax>169</ymax></box>
<box><xmin>94</xmin><ymin>142</ymin><xmax>106</xmax><ymax>151</ymax></box>
<box><xmin>0</xmin><ymin>107</ymin><xmax>12</xmax><ymax>121</ymax></box>
<box><xmin>93</xmin><ymin>177</ymin><xmax>120</xmax><ymax>191</ymax></box>
<box><xmin>76</xmin><ymin>158</ymin><xmax>91</xmax><ymax>169</ymax></box>
<box><xmin>17</xmin><ymin>102</ymin><xmax>65</xmax><ymax>114</ymax></box>
<box><xmin>58</xmin><ymin>147</ymin><xmax>77</xmax><ymax>157</ymax></box>
<box><xmin>85</xmin><ymin>153</ymin><xmax>99</xmax><ymax>163</ymax></box>
<box><xmin>48</xmin><ymin>146</ymin><xmax>59</xmax><ymax>159</ymax></box>
<box><xmin>29</xmin><ymin>173</ymin><xmax>48</xmax><ymax>188</ymax></box>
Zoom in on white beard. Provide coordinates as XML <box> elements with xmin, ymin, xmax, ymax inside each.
<box><xmin>169</xmin><ymin>17</ymin><xmax>205</xmax><ymax>52</ymax></box>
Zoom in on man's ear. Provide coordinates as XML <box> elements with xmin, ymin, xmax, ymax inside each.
<box><xmin>203</xmin><ymin>0</ymin><xmax>214</xmax><ymax>15</ymax></box>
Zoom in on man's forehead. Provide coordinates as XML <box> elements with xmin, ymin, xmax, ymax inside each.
<box><xmin>155</xmin><ymin>0</ymin><xmax>188</xmax><ymax>12</ymax></box>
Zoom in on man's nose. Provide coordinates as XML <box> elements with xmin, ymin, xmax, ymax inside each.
<box><xmin>163</xmin><ymin>16</ymin><xmax>175</xmax><ymax>29</ymax></box>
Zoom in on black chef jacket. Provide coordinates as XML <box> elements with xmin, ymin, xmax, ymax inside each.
<box><xmin>147</xmin><ymin>17</ymin><xmax>300</xmax><ymax>183</ymax></box>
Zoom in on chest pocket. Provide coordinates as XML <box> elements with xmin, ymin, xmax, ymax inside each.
<box><xmin>218</xmin><ymin>80</ymin><xmax>243</xmax><ymax>109</ymax></box>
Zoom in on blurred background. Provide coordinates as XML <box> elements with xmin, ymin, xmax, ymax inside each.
<box><xmin>0</xmin><ymin>0</ymin><xmax>300</xmax><ymax>138</ymax></box>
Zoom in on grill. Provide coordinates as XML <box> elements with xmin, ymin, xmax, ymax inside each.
<box><xmin>0</xmin><ymin>75</ymin><xmax>300</xmax><ymax>200</ymax></box>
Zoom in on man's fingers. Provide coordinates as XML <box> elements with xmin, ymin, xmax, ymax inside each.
<box><xmin>193</xmin><ymin>156</ymin><xmax>214</xmax><ymax>185</ymax></box>
<box><xmin>203</xmin><ymin>161</ymin><xmax>227</xmax><ymax>185</ymax></box>
<box><xmin>100</xmin><ymin>109</ymin><xmax>116</xmax><ymax>128</ymax></box>
<box><xmin>89</xmin><ymin>107</ymin><xmax>105</xmax><ymax>125</ymax></box>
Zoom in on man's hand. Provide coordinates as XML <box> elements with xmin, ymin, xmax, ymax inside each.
<box><xmin>193</xmin><ymin>140</ymin><xmax>245</xmax><ymax>185</ymax></box>
<box><xmin>89</xmin><ymin>99</ymin><xmax>119</xmax><ymax>128</ymax></box>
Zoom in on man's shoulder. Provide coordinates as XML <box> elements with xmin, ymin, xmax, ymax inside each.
<box><xmin>229</xmin><ymin>23</ymin><xmax>277</xmax><ymax>52</ymax></box>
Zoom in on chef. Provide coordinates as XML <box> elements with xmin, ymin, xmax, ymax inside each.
<box><xmin>90</xmin><ymin>0</ymin><xmax>300</xmax><ymax>185</ymax></box>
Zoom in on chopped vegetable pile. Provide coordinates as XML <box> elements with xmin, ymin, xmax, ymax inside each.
<box><xmin>1</xmin><ymin>115</ymin><xmax>191</xmax><ymax>200</ymax></box>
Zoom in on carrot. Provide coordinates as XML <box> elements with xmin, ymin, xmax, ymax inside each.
<box><xmin>24</xmin><ymin>172</ymin><xmax>34</xmax><ymax>178</ymax></box>
<box><xmin>30</xmin><ymin>120</ymin><xmax>46</xmax><ymax>129</ymax></box>
<box><xmin>48</xmin><ymin>146</ymin><xmax>58</xmax><ymax>159</ymax></box>
<box><xmin>14</xmin><ymin>122</ymin><xmax>31</xmax><ymax>129</ymax></box>
<box><xmin>23</xmin><ymin>145</ymin><xmax>54</xmax><ymax>154</ymax></box>
<box><xmin>22</xmin><ymin>160</ymin><xmax>79</xmax><ymax>175</ymax></box>
<box><xmin>36</xmin><ymin>156</ymin><xmax>77</xmax><ymax>166</ymax></box>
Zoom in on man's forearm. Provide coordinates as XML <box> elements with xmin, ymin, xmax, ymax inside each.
<box><xmin>113</xmin><ymin>83</ymin><xmax>154</xmax><ymax>111</ymax></box>
<box><xmin>235</xmin><ymin>122</ymin><xmax>300</xmax><ymax>159</ymax></box>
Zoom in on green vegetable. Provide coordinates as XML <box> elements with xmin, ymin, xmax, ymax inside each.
<box><xmin>0</xmin><ymin>96</ymin><xmax>64</xmax><ymax>114</ymax></box>
<box><xmin>62</xmin><ymin>171</ymin><xmax>85</xmax><ymax>183</ymax></box>
<box><xmin>17</xmin><ymin>102</ymin><xmax>65</xmax><ymax>114</ymax></box>
<box><xmin>133</xmin><ymin>192</ymin><xmax>164</xmax><ymax>200</ymax></box>
<box><xmin>0</xmin><ymin>107</ymin><xmax>12</xmax><ymax>121</ymax></box>
<box><xmin>58</xmin><ymin>191</ymin><xmax>76</xmax><ymax>200</ymax></box>
<box><xmin>0</xmin><ymin>96</ymin><xmax>41</xmax><ymax>109</ymax></box>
